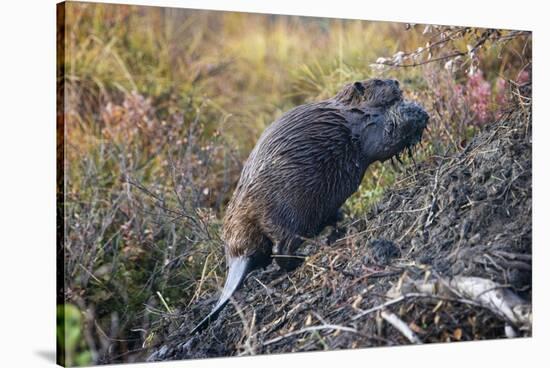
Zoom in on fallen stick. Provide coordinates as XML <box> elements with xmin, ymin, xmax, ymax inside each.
<box><xmin>263</xmin><ymin>324</ymin><xmax>358</xmax><ymax>346</ymax></box>
<box><xmin>447</xmin><ymin>276</ymin><xmax>531</xmax><ymax>328</ymax></box>
<box><xmin>380</xmin><ymin>310</ymin><xmax>423</xmax><ymax>344</ymax></box>
<box><xmin>352</xmin><ymin>295</ymin><xmax>408</xmax><ymax>321</ymax></box>
<box><xmin>389</xmin><ymin>275</ymin><xmax>532</xmax><ymax>331</ymax></box>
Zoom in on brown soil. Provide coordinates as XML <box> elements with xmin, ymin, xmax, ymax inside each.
<box><xmin>148</xmin><ymin>91</ymin><xmax>532</xmax><ymax>362</ymax></box>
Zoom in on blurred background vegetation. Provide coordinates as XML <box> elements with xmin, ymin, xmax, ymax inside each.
<box><xmin>57</xmin><ymin>2</ymin><xmax>531</xmax><ymax>365</ymax></box>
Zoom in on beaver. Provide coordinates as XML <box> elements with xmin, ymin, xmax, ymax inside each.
<box><xmin>190</xmin><ymin>78</ymin><xmax>428</xmax><ymax>334</ymax></box>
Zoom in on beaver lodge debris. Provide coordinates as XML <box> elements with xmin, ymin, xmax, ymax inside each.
<box><xmin>148</xmin><ymin>88</ymin><xmax>532</xmax><ymax>361</ymax></box>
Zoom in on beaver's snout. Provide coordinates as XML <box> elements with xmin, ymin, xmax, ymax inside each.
<box><xmin>397</xmin><ymin>101</ymin><xmax>429</xmax><ymax>147</ymax></box>
<box><xmin>392</xmin><ymin>101</ymin><xmax>428</xmax><ymax>146</ymax></box>
<box><xmin>399</xmin><ymin>101</ymin><xmax>429</xmax><ymax>128</ymax></box>
<box><xmin>362</xmin><ymin>99</ymin><xmax>428</xmax><ymax>163</ymax></box>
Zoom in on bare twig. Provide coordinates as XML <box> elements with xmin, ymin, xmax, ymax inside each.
<box><xmin>263</xmin><ymin>324</ymin><xmax>358</xmax><ymax>346</ymax></box>
<box><xmin>380</xmin><ymin>310</ymin><xmax>422</xmax><ymax>344</ymax></box>
<box><xmin>352</xmin><ymin>294</ymin><xmax>409</xmax><ymax>321</ymax></box>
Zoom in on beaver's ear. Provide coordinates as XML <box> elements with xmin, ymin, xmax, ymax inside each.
<box><xmin>353</xmin><ymin>81</ymin><xmax>366</xmax><ymax>95</ymax></box>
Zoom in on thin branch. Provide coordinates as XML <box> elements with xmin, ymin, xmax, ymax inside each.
<box><xmin>263</xmin><ymin>324</ymin><xmax>358</xmax><ymax>346</ymax></box>
<box><xmin>380</xmin><ymin>310</ymin><xmax>422</xmax><ymax>344</ymax></box>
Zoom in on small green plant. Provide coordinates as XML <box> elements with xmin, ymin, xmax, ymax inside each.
<box><xmin>57</xmin><ymin>304</ymin><xmax>92</xmax><ymax>367</ymax></box>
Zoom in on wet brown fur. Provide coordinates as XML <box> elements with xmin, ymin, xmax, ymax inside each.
<box><xmin>223</xmin><ymin>79</ymin><xmax>405</xmax><ymax>268</ymax></box>
<box><xmin>333</xmin><ymin>79</ymin><xmax>402</xmax><ymax>107</ymax></box>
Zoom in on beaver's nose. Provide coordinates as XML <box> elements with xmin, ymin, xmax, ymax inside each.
<box><xmin>399</xmin><ymin>103</ymin><xmax>429</xmax><ymax>128</ymax></box>
<box><xmin>410</xmin><ymin>107</ymin><xmax>429</xmax><ymax>126</ymax></box>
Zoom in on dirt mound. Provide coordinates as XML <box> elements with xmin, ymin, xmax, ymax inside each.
<box><xmin>148</xmin><ymin>92</ymin><xmax>532</xmax><ymax>362</ymax></box>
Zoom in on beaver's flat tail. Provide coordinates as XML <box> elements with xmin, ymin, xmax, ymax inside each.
<box><xmin>189</xmin><ymin>256</ymin><xmax>251</xmax><ymax>335</ymax></box>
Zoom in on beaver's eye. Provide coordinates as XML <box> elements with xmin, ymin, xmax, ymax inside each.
<box><xmin>374</xmin><ymin>79</ymin><xmax>384</xmax><ymax>86</ymax></box>
<box><xmin>353</xmin><ymin>81</ymin><xmax>366</xmax><ymax>94</ymax></box>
